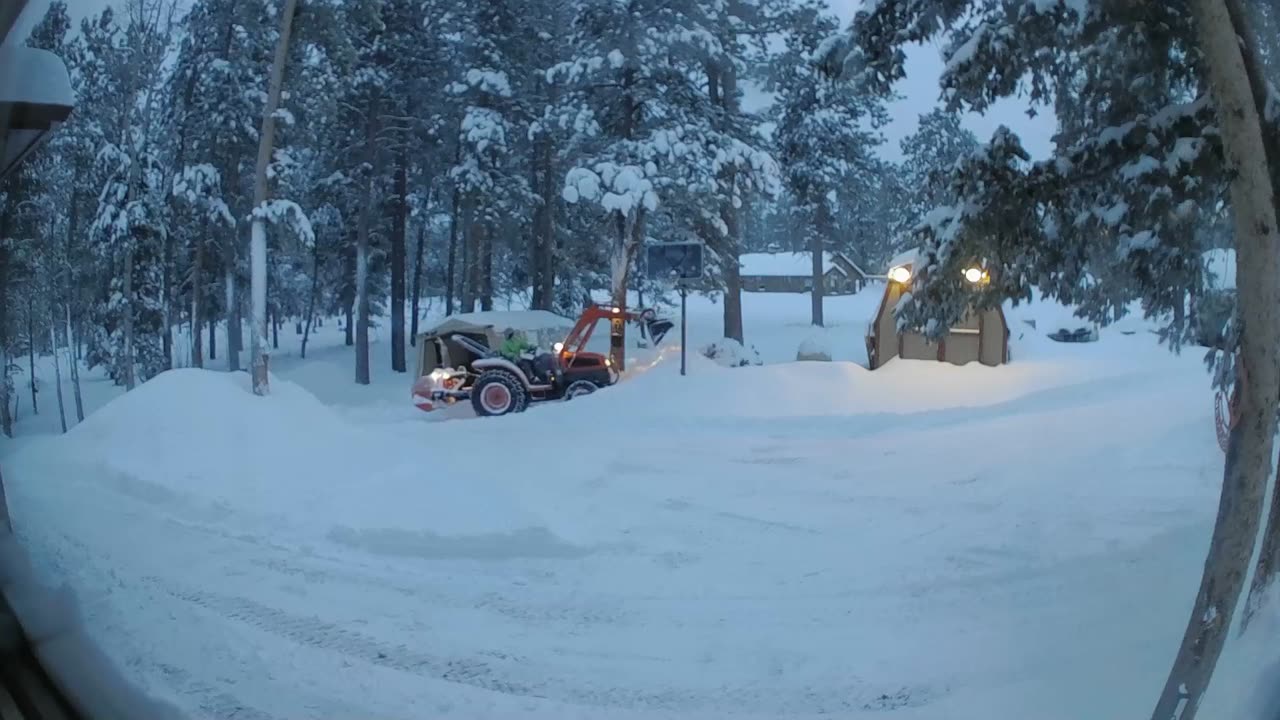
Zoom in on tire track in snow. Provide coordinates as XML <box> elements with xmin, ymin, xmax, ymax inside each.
<box><xmin>149</xmin><ymin>580</ymin><xmax>535</xmax><ymax>698</ymax></box>
<box><xmin>155</xmin><ymin>663</ymin><xmax>281</xmax><ymax>720</ymax></box>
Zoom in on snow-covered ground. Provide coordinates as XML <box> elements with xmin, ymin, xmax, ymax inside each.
<box><xmin>1</xmin><ymin>288</ymin><xmax>1274</xmax><ymax>719</ymax></box>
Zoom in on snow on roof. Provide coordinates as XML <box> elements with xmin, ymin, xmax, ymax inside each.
<box><xmin>887</xmin><ymin>248</ymin><xmax>920</xmax><ymax>270</ymax></box>
<box><xmin>444</xmin><ymin>310</ymin><xmax>576</xmax><ymax>332</ymax></box>
<box><xmin>0</xmin><ymin>44</ymin><xmax>73</xmax><ymax>109</ymax></box>
<box><xmin>739</xmin><ymin>252</ymin><xmax>846</xmax><ymax>277</ymax></box>
<box><xmin>1203</xmin><ymin>248</ymin><xmax>1235</xmax><ymax>290</ymax></box>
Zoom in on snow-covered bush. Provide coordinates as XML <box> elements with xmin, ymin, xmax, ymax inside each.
<box><xmin>700</xmin><ymin>339</ymin><xmax>762</xmax><ymax>368</ymax></box>
<box><xmin>796</xmin><ymin>332</ymin><xmax>832</xmax><ymax>362</ymax></box>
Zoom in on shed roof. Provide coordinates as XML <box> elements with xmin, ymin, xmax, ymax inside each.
<box><xmin>887</xmin><ymin>248</ymin><xmax>921</xmax><ymax>271</ymax></box>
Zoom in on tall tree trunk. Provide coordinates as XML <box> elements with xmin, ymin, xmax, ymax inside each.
<box><xmin>26</xmin><ymin>297</ymin><xmax>36</xmax><ymax>414</ymax></box>
<box><xmin>719</xmin><ymin>62</ymin><xmax>744</xmax><ymax>344</ymax></box>
<box><xmin>0</xmin><ymin>216</ymin><xmax>10</xmax><ymax>436</ymax></box>
<box><xmin>0</xmin><ymin>345</ymin><xmax>11</xmax><ymax>438</ymax></box>
<box><xmin>225</xmin><ymin>259</ymin><xmax>240</xmax><ymax>372</ymax></box>
<box><xmin>162</xmin><ymin>233</ymin><xmax>173</xmax><ymax>371</ymax></box>
<box><xmin>343</xmin><ymin>238</ymin><xmax>355</xmax><ymax>347</ymax></box>
<box><xmin>247</xmin><ymin>0</ymin><xmax>298</xmax><ymax>395</ymax></box>
<box><xmin>354</xmin><ymin>100</ymin><xmax>377</xmax><ymax>386</ymax></box>
<box><xmin>65</xmin><ymin>306</ymin><xmax>82</xmax><ymax>423</ymax></box>
<box><xmin>1226</xmin><ymin>0</ymin><xmax>1280</xmax><ymax>623</ymax></box>
<box><xmin>809</xmin><ymin>216</ymin><xmax>826</xmax><ymax>328</ymax></box>
<box><xmin>49</xmin><ymin>321</ymin><xmax>65</xmax><ymax>434</ymax></box>
<box><xmin>208</xmin><ymin>313</ymin><xmax>216</xmax><ymax>360</ymax></box>
<box><xmin>722</xmin><ymin>204</ymin><xmax>744</xmax><ymax>344</ymax></box>
<box><xmin>123</xmin><ymin>248</ymin><xmax>136</xmax><ymax>389</ymax></box>
<box><xmin>301</xmin><ymin>239</ymin><xmax>320</xmax><ymax>359</ymax></box>
<box><xmin>410</xmin><ymin>203</ymin><xmax>428</xmax><ymax>344</ymax></box>
<box><xmin>535</xmin><ymin>145</ymin><xmax>558</xmax><ymax>310</ymax></box>
<box><xmin>480</xmin><ymin>222</ymin><xmax>493</xmax><ymax>312</ymax></box>
<box><xmin>446</xmin><ymin>188</ymin><xmax>460</xmax><ymax>316</ymax></box>
<box><xmin>1152</xmin><ymin>1</ymin><xmax>1280</xmax><ymax>718</ymax></box>
<box><xmin>191</xmin><ymin>218</ymin><xmax>205</xmax><ymax>368</ymax></box>
<box><xmin>390</xmin><ymin>149</ymin><xmax>408</xmax><ymax>372</ymax></box>
<box><xmin>462</xmin><ymin>199</ymin><xmax>479</xmax><ymax>313</ymax></box>
<box><xmin>271</xmin><ymin>308</ymin><xmax>279</xmax><ymax>350</ymax></box>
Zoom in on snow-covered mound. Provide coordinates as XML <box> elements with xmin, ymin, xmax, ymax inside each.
<box><xmin>8</xmin><ymin>369</ymin><xmax>543</xmax><ymax>546</ymax></box>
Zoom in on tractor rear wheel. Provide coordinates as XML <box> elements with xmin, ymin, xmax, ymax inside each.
<box><xmin>471</xmin><ymin>370</ymin><xmax>528</xmax><ymax>417</ymax></box>
<box><xmin>564</xmin><ymin>380</ymin><xmax>600</xmax><ymax>401</ymax></box>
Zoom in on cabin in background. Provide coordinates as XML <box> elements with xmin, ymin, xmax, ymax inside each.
<box><xmin>738</xmin><ymin>251</ymin><xmax>868</xmax><ymax>295</ymax></box>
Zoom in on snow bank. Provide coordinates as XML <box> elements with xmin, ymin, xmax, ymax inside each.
<box><xmin>8</xmin><ymin>369</ymin><xmax>542</xmax><ymax>546</ymax></box>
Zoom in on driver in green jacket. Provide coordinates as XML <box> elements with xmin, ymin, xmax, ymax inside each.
<box><xmin>499</xmin><ymin>328</ymin><xmax>536</xmax><ymax>362</ymax></box>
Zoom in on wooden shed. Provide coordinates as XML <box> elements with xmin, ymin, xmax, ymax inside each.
<box><xmin>866</xmin><ymin>249</ymin><xmax>1010</xmax><ymax>370</ymax></box>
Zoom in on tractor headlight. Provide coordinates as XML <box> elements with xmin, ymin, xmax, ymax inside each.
<box><xmin>887</xmin><ymin>266</ymin><xmax>911</xmax><ymax>284</ymax></box>
<box><xmin>553</xmin><ymin>342</ymin><xmax>564</xmax><ymax>353</ymax></box>
<box><xmin>963</xmin><ymin>267</ymin><xmax>988</xmax><ymax>284</ymax></box>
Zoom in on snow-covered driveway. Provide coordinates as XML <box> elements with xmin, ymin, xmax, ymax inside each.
<box><xmin>2</xmin><ymin>332</ymin><xmax>1245</xmax><ymax>719</ymax></box>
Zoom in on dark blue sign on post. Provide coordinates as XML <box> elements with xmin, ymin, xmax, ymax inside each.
<box><xmin>645</xmin><ymin>242</ymin><xmax>704</xmax><ymax>282</ymax></box>
<box><xmin>644</xmin><ymin>243</ymin><xmax>704</xmax><ymax>376</ymax></box>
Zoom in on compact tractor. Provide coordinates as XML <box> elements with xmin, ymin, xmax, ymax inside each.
<box><xmin>411</xmin><ymin>305</ymin><xmax>673</xmax><ymax>417</ymax></box>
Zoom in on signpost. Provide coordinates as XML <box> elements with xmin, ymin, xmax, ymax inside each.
<box><xmin>645</xmin><ymin>242</ymin><xmax>704</xmax><ymax>376</ymax></box>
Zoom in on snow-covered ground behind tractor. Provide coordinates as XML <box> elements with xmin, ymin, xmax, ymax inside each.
<box><xmin>1</xmin><ymin>286</ymin><xmax>1274</xmax><ymax>719</ymax></box>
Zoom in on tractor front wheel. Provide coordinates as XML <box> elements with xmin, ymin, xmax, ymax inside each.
<box><xmin>563</xmin><ymin>380</ymin><xmax>600</xmax><ymax>401</ymax></box>
<box><xmin>471</xmin><ymin>370</ymin><xmax>528</xmax><ymax>417</ymax></box>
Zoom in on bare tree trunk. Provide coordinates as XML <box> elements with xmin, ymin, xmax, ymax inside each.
<box><xmin>49</xmin><ymin>321</ymin><xmax>65</xmax><ymax>434</ymax></box>
<box><xmin>810</xmin><ymin>202</ymin><xmax>830</xmax><ymax>328</ymax></box>
<box><xmin>301</xmin><ymin>239</ymin><xmax>320</xmax><ymax>359</ymax></box>
<box><xmin>446</xmin><ymin>188</ymin><xmax>460</xmax><ymax>316</ymax></box>
<box><xmin>390</xmin><ymin>150</ymin><xmax>408</xmax><ymax>372</ymax></box>
<box><xmin>225</xmin><ymin>263</ymin><xmax>239</xmax><ymax>371</ymax></box>
<box><xmin>191</xmin><ymin>218</ymin><xmax>205</xmax><ymax>368</ymax></box>
<box><xmin>123</xmin><ymin>249</ymin><xmax>136</xmax><ymax>389</ymax></box>
<box><xmin>271</xmin><ymin>308</ymin><xmax>279</xmax><ymax>350</ymax></box>
<box><xmin>65</xmin><ymin>306</ymin><xmax>82</xmax><ymax>424</ymax></box>
<box><xmin>410</xmin><ymin>204</ymin><xmax>428</xmax><ymax>344</ymax></box>
<box><xmin>343</xmin><ymin>239</ymin><xmax>354</xmax><ymax>347</ymax></box>
<box><xmin>480</xmin><ymin>222</ymin><xmax>493</xmax><ymax>312</ymax></box>
<box><xmin>0</xmin><ymin>347</ymin><xmax>11</xmax><ymax>437</ymax></box>
<box><xmin>247</xmin><ymin>0</ymin><xmax>298</xmax><ymax>395</ymax></box>
<box><xmin>462</xmin><ymin>199</ymin><xmax>479</xmax><ymax>313</ymax></box>
<box><xmin>1227</xmin><ymin>0</ymin><xmax>1280</xmax><ymax>623</ymax></box>
<box><xmin>354</xmin><ymin>100</ymin><xmax>377</xmax><ymax>386</ymax></box>
<box><xmin>1152</xmin><ymin>1</ymin><xmax>1280</xmax><ymax>718</ymax></box>
<box><xmin>722</xmin><ymin>209</ymin><xmax>744</xmax><ymax>343</ymax></box>
<box><xmin>539</xmin><ymin>146</ymin><xmax>557</xmax><ymax>309</ymax></box>
<box><xmin>208</xmin><ymin>313</ymin><xmax>216</xmax><ymax>360</ymax></box>
<box><xmin>26</xmin><ymin>297</ymin><xmax>37</xmax><ymax>414</ymax></box>
<box><xmin>162</xmin><ymin>238</ymin><xmax>173</xmax><ymax>371</ymax></box>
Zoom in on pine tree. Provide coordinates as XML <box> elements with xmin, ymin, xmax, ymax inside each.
<box><xmin>774</xmin><ymin>4</ymin><xmax>886</xmax><ymax>326</ymax></box>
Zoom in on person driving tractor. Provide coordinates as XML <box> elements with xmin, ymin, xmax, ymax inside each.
<box><xmin>499</xmin><ymin>328</ymin><xmax>536</xmax><ymax>361</ymax></box>
<box><xmin>499</xmin><ymin>328</ymin><xmax>547</xmax><ymax>381</ymax></box>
